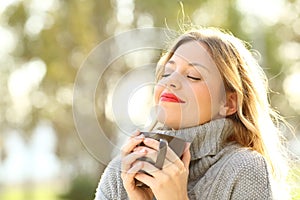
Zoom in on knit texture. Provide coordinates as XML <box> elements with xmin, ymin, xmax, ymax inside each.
<box><xmin>94</xmin><ymin>118</ymin><xmax>273</xmax><ymax>200</ymax></box>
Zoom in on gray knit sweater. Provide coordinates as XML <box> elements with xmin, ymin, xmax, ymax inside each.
<box><xmin>94</xmin><ymin>119</ymin><xmax>273</xmax><ymax>199</ymax></box>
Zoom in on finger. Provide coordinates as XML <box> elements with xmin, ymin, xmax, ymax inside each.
<box><xmin>121</xmin><ymin>134</ymin><xmax>145</xmax><ymax>156</ymax></box>
<box><xmin>160</xmin><ymin>145</ymin><xmax>187</xmax><ymax>172</ymax></box>
<box><xmin>130</xmin><ymin>130</ymin><xmax>141</xmax><ymax>138</ymax></box>
<box><xmin>181</xmin><ymin>143</ymin><xmax>191</xmax><ymax>168</ymax></box>
<box><xmin>134</xmin><ymin>171</ymin><xmax>155</xmax><ymax>188</ymax></box>
<box><xmin>121</xmin><ymin>162</ymin><xmax>144</xmax><ymax>190</ymax></box>
<box><xmin>135</xmin><ymin>160</ymin><xmax>162</xmax><ymax>179</ymax></box>
<box><xmin>121</xmin><ymin>149</ymin><xmax>147</xmax><ymax>172</ymax></box>
<box><xmin>133</xmin><ymin>146</ymin><xmax>159</xmax><ymax>165</ymax></box>
<box><xmin>134</xmin><ymin>148</ymin><xmax>177</xmax><ymax>172</ymax></box>
<box><xmin>143</xmin><ymin>138</ymin><xmax>180</xmax><ymax>164</ymax></box>
<box><xmin>142</xmin><ymin>137</ymin><xmax>160</xmax><ymax>150</ymax></box>
<box><xmin>127</xmin><ymin>161</ymin><xmax>144</xmax><ymax>174</ymax></box>
<box><xmin>133</xmin><ymin>146</ymin><xmax>157</xmax><ymax>153</ymax></box>
<box><xmin>135</xmin><ymin>159</ymin><xmax>186</xmax><ymax>189</ymax></box>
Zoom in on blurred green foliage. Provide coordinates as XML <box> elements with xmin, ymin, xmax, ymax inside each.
<box><xmin>59</xmin><ymin>174</ymin><xmax>98</xmax><ymax>200</ymax></box>
<box><xmin>1</xmin><ymin>0</ymin><xmax>299</xmax><ymax>155</ymax></box>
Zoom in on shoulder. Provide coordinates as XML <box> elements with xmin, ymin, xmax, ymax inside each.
<box><xmin>218</xmin><ymin>147</ymin><xmax>273</xmax><ymax>198</ymax></box>
<box><xmin>210</xmin><ymin>144</ymin><xmax>271</xmax><ymax>176</ymax></box>
<box><xmin>226</xmin><ymin>147</ymin><xmax>269</xmax><ymax>170</ymax></box>
<box><xmin>219</xmin><ymin>147</ymin><xmax>271</xmax><ymax>181</ymax></box>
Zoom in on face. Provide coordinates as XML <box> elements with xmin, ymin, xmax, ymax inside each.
<box><xmin>154</xmin><ymin>41</ymin><xmax>225</xmax><ymax>129</ymax></box>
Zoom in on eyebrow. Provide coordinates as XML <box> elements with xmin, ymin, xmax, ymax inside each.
<box><xmin>188</xmin><ymin>62</ymin><xmax>210</xmax><ymax>72</ymax></box>
<box><xmin>167</xmin><ymin>60</ymin><xmax>210</xmax><ymax>72</ymax></box>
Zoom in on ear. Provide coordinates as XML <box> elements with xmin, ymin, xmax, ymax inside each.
<box><xmin>219</xmin><ymin>92</ymin><xmax>237</xmax><ymax>116</ymax></box>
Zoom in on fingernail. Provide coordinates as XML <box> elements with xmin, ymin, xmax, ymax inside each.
<box><xmin>139</xmin><ymin>148</ymin><xmax>147</xmax><ymax>153</ymax></box>
<box><xmin>131</xmin><ymin>130</ymin><xmax>140</xmax><ymax>137</ymax></box>
<box><xmin>135</xmin><ymin>135</ymin><xmax>145</xmax><ymax>140</ymax></box>
<box><xmin>137</xmin><ymin>161</ymin><xmax>143</xmax><ymax>167</ymax></box>
<box><xmin>185</xmin><ymin>143</ymin><xmax>191</xmax><ymax>151</ymax></box>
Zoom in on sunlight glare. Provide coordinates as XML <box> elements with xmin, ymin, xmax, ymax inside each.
<box><xmin>8</xmin><ymin>58</ymin><xmax>47</xmax><ymax>98</ymax></box>
<box><xmin>116</xmin><ymin>0</ymin><xmax>134</xmax><ymax>25</ymax></box>
<box><xmin>0</xmin><ymin>0</ymin><xmax>21</xmax><ymax>15</ymax></box>
<box><xmin>283</xmin><ymin>68</ymin><xmax>300</xmax><ymax>111</ymax></box>
<box><xmin>0</xmin><ymin>26</ymin><xmax>17</xmax><ymax>57</ymax></box>
<box><xmin>128</xmin><ymin>85</ymin><xmax>153</xmax><ymax>127</ymax></box>
<box><xmin>237</xmin><ymin>0</ymin><xmax>284</xmax><ymax>25</ymax></box>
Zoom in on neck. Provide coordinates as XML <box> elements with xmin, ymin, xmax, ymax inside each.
<box><xmin>154</xmin><ymin>118</ymin><xmax>234</xmax><ymax>160</ymax></box>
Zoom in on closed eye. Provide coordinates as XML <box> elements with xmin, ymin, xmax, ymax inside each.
<box><xmin>187</xmin><ymin>75</ymin><xmax>201</xmax><ymax>81</ymax></box>
<box><xmin>161</xmin><ymin>74</ymin><xmax>171</xmax><ymax>78</ymax></box>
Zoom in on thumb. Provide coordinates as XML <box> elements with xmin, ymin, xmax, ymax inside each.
<box><xmin>181</xmin><ymin>143</ymin><xmax>191</xmax><ymax>168</ymax></box>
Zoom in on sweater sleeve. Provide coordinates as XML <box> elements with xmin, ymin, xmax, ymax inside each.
<box><xmin>94</xmin><ymin>156</ymin><xmax>129</xmax><ymax>200</ymax></box>
<box><xmin>224</xmin><ymin>150</ymin><xmax>273</xmax><ymax>200</ymax></box>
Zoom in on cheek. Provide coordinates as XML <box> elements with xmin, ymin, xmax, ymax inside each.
<box><xmin>194</xmin><ymin>83</ymin><xmax>222</xmax><ymax>115</ymax></box>
<box><xmin>192</xmin><ymin>89</ymin><xmax>211</xmax><ymax>116</ymax></box>
<box><xmin>154</xmin><ymin>84</ymin><xmax>164</xmax><ymax>104</ymax></box>
<box><xmin>191</xmin><ymin>83</ymin><xmax>215</xmax><ymax>114</ymax></box>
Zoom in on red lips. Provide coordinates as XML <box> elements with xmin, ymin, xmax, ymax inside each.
<box><xmin>160</xmin><ymin>93</ymin><xmax>185</xmax><ymax>103</ymax></box>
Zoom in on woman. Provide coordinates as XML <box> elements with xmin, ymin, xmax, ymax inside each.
<box><xmin>95</xmin><ymin>27</ymin><xmax>290</xmax><ymax>199</ymax></box>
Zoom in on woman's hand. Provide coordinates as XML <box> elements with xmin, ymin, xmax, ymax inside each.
<box><xmin>120</xmin><ymin>131</ymin><xmax>154</xmax><ymax>200</ymax></box>
<box><xmin>133</xmin><ymin>138</ymin><xmax>191</xmax><ymax>200</ymax></box>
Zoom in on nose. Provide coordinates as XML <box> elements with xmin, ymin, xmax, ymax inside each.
<box><xmin>161</xmin><ymin>73</ymin><xmax>182</xmax><ymax>89</ymax></box>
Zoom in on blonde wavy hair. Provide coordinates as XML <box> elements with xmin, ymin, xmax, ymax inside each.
<box><xmin>155</xmin><ymin>27</ymin><xmax>290</xmax><ymax>198</ymax></box>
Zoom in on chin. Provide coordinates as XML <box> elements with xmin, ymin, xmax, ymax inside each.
<box><xmin>157</xmin><ymin>119</ymin><xmax>192</xmax><ymax>130</ymax></box>
<box><xmin>156</xmin><ymin>116</ymin><xmax>177</xmax><ymax>129</ymax></box>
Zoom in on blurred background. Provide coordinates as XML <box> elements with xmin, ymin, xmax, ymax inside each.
<box><xmin>0</xmin><ymin>0</ymin><xmax>300</xmax><ymax>199</ymax></box>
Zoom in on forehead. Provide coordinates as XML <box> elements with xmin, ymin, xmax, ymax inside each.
<box><xmin>171</xmin><ymin>41</ymin><xmax>216</xmax><ymax>70</ymax></box>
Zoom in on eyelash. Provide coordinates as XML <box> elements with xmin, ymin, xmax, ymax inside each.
<box><xmin>187</xmin><ymin>75</ymin><xmax>201</xmax><ymax>81</ymax></box>
<box><xmin>161</xmin><ymin>74</ymin><xmax>170</xmax><ymax>78</ymax></box>
<box><xmin>161</xmin><ymin>74</ymin><xmax>201</xmax><ymax>81</ymax></box>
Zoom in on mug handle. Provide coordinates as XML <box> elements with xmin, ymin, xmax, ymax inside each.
<box><xmin>154</xmin><ymin>139</ymin><xmax>168</xmax><ymax>169</ymax></box>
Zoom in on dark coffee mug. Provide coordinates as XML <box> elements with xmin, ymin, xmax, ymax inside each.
<box><xmin>135</xmin><ymin>132</ymin><xmax>186</xmax><ymax>187</ymax></box>
<box><xmin>140</xmin><ymin>132</ymin><xmax>186</xmax><ymax>158</ymax></box>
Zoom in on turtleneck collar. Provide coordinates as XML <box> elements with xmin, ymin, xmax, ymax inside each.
<box><xmin>154</xmin><ymin>118</ymin><xmax>234</xmax><ymax>161</ymax></box>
